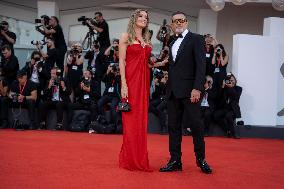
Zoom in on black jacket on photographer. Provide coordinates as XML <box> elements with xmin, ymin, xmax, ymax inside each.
<box><xmin>218</xmin><ymin>86</ymin><xmax>242</xmax><ymax>118</ymax></box>
<box><xmin>102</xmin><ymin>72</ymin><xmax>121</xmax><ymax>98</ymax></box>
<box><xmin>152</xmin><ymin>82</ymin><xmax>167</xmax><ymax>101</ymax></box>
<box><xmin>75</xmin><ymin>78</ymin><xmax>100</xmax><ymax>104</ymax></box>
<box><xmin>23</xmin><ymin>60</ymin><xmax>50</xmax><ymax>88</ymax></box>
<box><xmin>96</xmin><ymin>20</ymin><xmax>110</xmax><ymax>51</ymax></box>
<box><xmin>0</xmin><ymin>26</ymin><xmax>16</xmax><ymax>54</ymax></box>
<box><xmin>1</xmin><ymin>54</ymin><xmax>19</xmax><ymax>86</ymax></box>
<box><xmin>85</xmin><ymin>50</ymin><xmax>106</xmax><ymax>80</ymax></box>
<box><xmin>43</xmin><ymin>78</ymin><xmax>71</xmax><ymax>103</ymax></box>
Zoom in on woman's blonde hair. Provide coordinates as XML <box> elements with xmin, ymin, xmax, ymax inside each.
<box><xmin>127</xmin><ymin>9</ymin><xmax>151</xmax><ymax>44</ymax></box>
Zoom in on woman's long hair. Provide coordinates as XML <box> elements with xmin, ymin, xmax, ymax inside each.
<box><xmin>127</xmin><ymin>9</ymin><xmax>151</xmax><ymax>45</ymax></box>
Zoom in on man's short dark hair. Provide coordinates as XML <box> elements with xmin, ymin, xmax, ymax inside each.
<box><xmin>1</xmin><ymin>45</ymin><xmax>11</xmax><ymax>52</ymax></box>
<box><xmin>95</xmin><ymin>12</ymin><xmax>103</xmax><ymax>17</ymax></box>
<box><xmin>51</xmin><ymin>16</ymin><xmax>59</xmax><ymax>24</ymax></box>
<box><xmin>171</xmin><ymin>11</ymin><xmax>187</xmax><ymax>18</ymax></box>
<box><xmin>31</xmin><ymin>51</ymin><xmax>42</xmax><ymax>59</ymax></box>
<box><xmin>113</xmin><ymin>38</ymin><xmax>119</xmax><ymax>44</ymax></box>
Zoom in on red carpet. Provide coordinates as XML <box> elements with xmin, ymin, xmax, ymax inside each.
<box><xmin>0</xmin><ymin>129</ymin><xmax>284</xmax><ymax>189</ymax></box>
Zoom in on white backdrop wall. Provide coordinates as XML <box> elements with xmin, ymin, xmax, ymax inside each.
<box><xmin>263</xmin><ymin>17</ymin><xmax>284</xmax><ymax>125</ymax></box>
<box><xmin>232</xmin><ymin>34</ymin><xmax>280</xmax><ymax>126</ymax></box>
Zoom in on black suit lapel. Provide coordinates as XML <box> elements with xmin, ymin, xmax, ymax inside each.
<box><xmin>174</xmin><ymin>32</ymin><xmax>191</xmax><ymax>64</ymax></box>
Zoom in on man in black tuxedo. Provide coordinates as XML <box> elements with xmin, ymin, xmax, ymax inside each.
<box><xmin>160</xmin><ymin>11</ymin><xmax>212</xmax><ymax>174</ymax></box>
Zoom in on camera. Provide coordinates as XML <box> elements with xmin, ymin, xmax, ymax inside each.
<box><xmin>82</xmin><ymin>77</ymin><xmax>91</xmax><ymax>88</ymax></box>
<box><xmin>0</xmin><ymin>24</ymin><xmax>5</xmax><ymax>30</ymax></box>
<box><xmin>78</xmin><ymin>16</ymin><xmax>97</xmax><ymax>28</ymax></box>
<box><xmin>53</xmin><ymin>69</ymin><xmax>62</xmax><ymax>86</ymax></box>
<box><xmin>110</xmin><ymin>63</ymin><xmax>118</xmax><ymax>72</ymax></box>
<box><xmin>70</xmin><ymin>47</ymin><xmax>80</xmax><ymax>56</ymax></box>
<box><xmin>31</xmin><ymin>40</ymin><xmax>46</xmax><ymax>46</ymax></box>
<box><xmin>11</xmin><ymin>93</ymin><xmax>19</xmax><ymax>103</ymax></box>
<box><xmin>159</xmin><ymin>19</ymin><xmax>168</xmax><ymax>39</ymax></box>
<box><xmin>35</xmin><ymin>15</ymin><xmax>50</xmax><ymax>26</ymax></box>
<box><xmin>112</xmin><ymin>46</ymin><xmax>119</xmax><ymax>51</ymax></box>
<box><xmin>225</xmin><ymin>75</ymin><xmax>232</xmax><ymax>85</ymax></box>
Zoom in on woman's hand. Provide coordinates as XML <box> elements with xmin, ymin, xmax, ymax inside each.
<box><xmin>121</xmin><ymin>83</ymin><xmax>128</xmax><ymax>99</ymax></box>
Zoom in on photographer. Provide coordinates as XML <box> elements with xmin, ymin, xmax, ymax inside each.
<box><xmin>9</xmin><ymin>70</ymin><xmax>37</xmax><ymax>130</ymax></box>
<box><xmin>86</xmin><ymin>12</ymin><xmax>110</xmax><ymax>51</ymax></box>
<box><xmin>149</xmin><ymin>73</ymin><xmax>168</xmax><ymax>133</ymax></box>
<box><xmin>214</xmin><ymin>73</ymin><xmax>242</xmax><ymax>138</ymax></box>
<box><xmin>97</xmin><ymin>64</ymin><xmax>121</xmax><ymax>127</ymax></box>
<box><xmin>39</xmin><ymin>67</ymin><xmax>71</xmax><ymax>130</ymax></box>
<box><xmin>68</xmin><ymin>69</ymin><xmax>100</xmax><ymax>128</ymax></box>
<box><xmin>204</xmin><ymin>34</ymin><xmax>218</xmax><ymax>77</ymax></box>
<box><xmin>0</xmin><ymin>21</ymin><xmax>16</xmax><ymax>55</ymax></box>
<box><xmin>104</xmin><ymin>38</ymin><xmax>119</xmax><ymax>63</ymax></box>
<box><xmin>150</xmin><ymin>46</ymin><xmax>169</xmax><ymax>72</ymax></box>
<box><xmin>1</xmin><ymin>45</ymin><xmax>19</xmax><ymax>86</ymax></box>
<box><xmin>201</xmin><ymin>76</ymin><xmax>217</xmax><ymax>136</ymax></box>
<box><xmin>0</xmin><ymin>77</ymin><xmax>9</xmax><ymax>128</ymax></box>
<box><xmin>156</xmin><ymin>19</ymin><xmax>172</xmax><ymax>48</ymax></box>
<box><xmin>212</xmin><ymin>44</ymin><xmax>228</xmax><ymax>89</ymax></box>
<box><xmin>23</xmin><ymin>51</ymin><xmax>49</xmax><ymax>102</ymax></box>
<box><xmin>66</xmin><ymin>43</ymin><xmax>84</xmax><ymax>102</ymax></box>
<box><xmin>85</xmin><ymin>40</ymin><xmax>106</xmax><ymax>96</ymax></box>
<box><xmin>38</xmin><ymin>16</ymin><xmax>67</xmax><ymax>73</ymax></box>
<box><xmin>35</xmin><ymin>37</ymin><xmax>57</xmax><ymax>72</ymax></box>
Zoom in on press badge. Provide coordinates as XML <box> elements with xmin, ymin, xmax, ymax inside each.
<box><xmin>206</xmin><ymin>53</ymin><xmax>210</xmax><ymax>58</ymax></box>
<box><xmin>214</xmin><ymin>68</ymin><xmax>220</xmax><ymax>73</ymax></box>
<box><xmin>72</xmin><ymin>65</ymin><xmax>78</xmax><ymax>70</ymax></box>
<box><xmin>108</xmin><ymin>87</ymin><xmax>114</xmax><ymax>93</ymax></box>
<box><xmin>84</xmin><ymin>94</ymin><xmax>90</xmax><ymax>99</ymax></box>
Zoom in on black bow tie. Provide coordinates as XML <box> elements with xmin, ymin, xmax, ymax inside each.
<box><xmin>174</xmin><ymin>34</ymin><xmax>183</xmax><ymax>39</ymax></box>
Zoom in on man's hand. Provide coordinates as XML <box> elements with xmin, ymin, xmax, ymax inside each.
<box><xmin>190</xmin><ymin>89</ymin><xmax>201</xmax><ymax>103</ymax></box>
<box><xmin>1</xmin><ymin>30</ymin><xmax>6</xmax><ymax>36</ymax></box>
<box><xmin>48</xmin><ymin>79</ymin><xmax>54</xmax><ymax>89</ymax></box>
<box><xmin>18</xmin><ymin>94</ymin><xmax>25</xmax><ymax>103</ymax></box>
<box><xmin>60</xmin><ymin>81</ymin><xmax>66</xmax><ymax>90</ymax></box>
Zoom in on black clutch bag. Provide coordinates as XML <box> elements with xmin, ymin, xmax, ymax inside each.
<box><xmin>117</xmin><ymin>99</ymin><xmax>131</xmax><ymax>112</ymax></box>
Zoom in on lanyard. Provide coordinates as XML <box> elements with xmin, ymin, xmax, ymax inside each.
<box><xmin>19</xmin><ymin>81</ymin><xmax>27</xmax><ymax>95</ymax></box>
<box><xmin>217</xmin><ymin>58</ymin><xmax>221</xmax><ymax>67</ymax></box>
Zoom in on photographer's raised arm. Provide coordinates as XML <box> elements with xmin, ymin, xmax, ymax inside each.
<box><xmin>25</xmin><ymin>90</ymin><xmax>37</xmax><ymax>101</ymax></box>
<box><xmin>86</xmin><ymin>20</ymin><xmax>103</xmax><ymax>33</ymax></box>
<box><xmin>0</xmin><ymin>30</ymin><xmax>15</xmax><ymax>44</ymax></box>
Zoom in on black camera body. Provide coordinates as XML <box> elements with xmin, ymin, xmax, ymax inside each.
<box><xmin>112</xmin><ymin>46</ymin><xmax>119</xmax><ymax>51</ymax></box>
<box><xmin>78</xmin><ymin>16</ymin><xmax>97</xmax><ymax>28</ymax></box>
<box><xmin>70</xmin><ymin>48</ymin><xmax>80</xmax><ymax>56</ymax></box>
<box><xmin>82</xmin><ymin>77</ymin><xmax>91</xmax><ymax>88</ymax></box>
<box><xmin>225</xmin><ymin>75</ymin><xmax>232</xmax><ymax>85</ymax></box>
<box><xmin>11</xmin><ymin>93</ymin><xmax>19</xmax><ymax>103</ymax></box>
<box><xmin>0</xmin><ymin>24</ymin><xmax>5</xmax><ymax>30</ymax></box>
<box><xmin>35</xmin><ymin>15</ymin><xmax>50</xmax><ymax>26</ymax></box>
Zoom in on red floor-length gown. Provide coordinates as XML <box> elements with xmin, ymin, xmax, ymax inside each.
<box><xmin>119</xmin><ymin>43</ymin><xmax>152</xmax><ymax>171</ymax></box>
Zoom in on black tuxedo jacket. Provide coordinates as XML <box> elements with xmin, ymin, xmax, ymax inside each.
<box><xmin>166</xmin><ymin>31</ymin><xmax>206</xmax><ymax>99</ymax></box>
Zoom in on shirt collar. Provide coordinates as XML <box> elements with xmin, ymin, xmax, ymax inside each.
<box><xmin>181</xmin><ymin>29</ymin><xmax>189</xmax><ymax>38</ymax></box>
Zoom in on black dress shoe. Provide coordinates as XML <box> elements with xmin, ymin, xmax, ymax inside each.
<box><xmin>159</xmin><ymin>160</ymin><xmax>182</xmax><ymax>172</ymax></box>
<box><xmin>196</xmin><ymin>159</ymin><xmax>212</xmax><ymax>174</ymax></box>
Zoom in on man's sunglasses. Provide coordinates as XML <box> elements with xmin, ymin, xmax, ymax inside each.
<box><xmin>172</xmin><ymin>19</ymin><xmax>187</xmax><ymax>24</ymax></box>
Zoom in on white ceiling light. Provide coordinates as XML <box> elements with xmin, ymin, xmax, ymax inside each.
<box><xmin>206</xmin><ymin>0</ymin><xmax>226</xmax><ymax>12</ymax></box>
<box><xmin>272</xmin><ymin>0</ymin><xmax>284</xmax><ymax>11</ymax></box>
<box><xmin>231</xmin><ymin>0</ymin><xmax>247</xmax><ymax>5</ymax></box>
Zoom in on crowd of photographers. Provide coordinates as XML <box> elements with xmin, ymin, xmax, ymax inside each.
<box><xmin>0</xmin><ymin>13</ymin><xmax>242</xmax><ymax>138</ymax></box>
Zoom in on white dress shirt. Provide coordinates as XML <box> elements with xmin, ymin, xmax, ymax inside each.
<box><xmin>171</xmin><ymin>29</ymin><xmax>189</xmax><ymax>62</ymax></box>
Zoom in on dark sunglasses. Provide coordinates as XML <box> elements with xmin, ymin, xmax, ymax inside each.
<box><xmin>172</xmin><ymin>19</ymin><xmax>187</xmax><ymax>24</ymax></box>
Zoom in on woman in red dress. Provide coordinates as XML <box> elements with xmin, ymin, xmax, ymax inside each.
<box><xmin>118</xmin><ymin>9</ymin><xmax>152</xmax><ymax>171</ymax></box>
